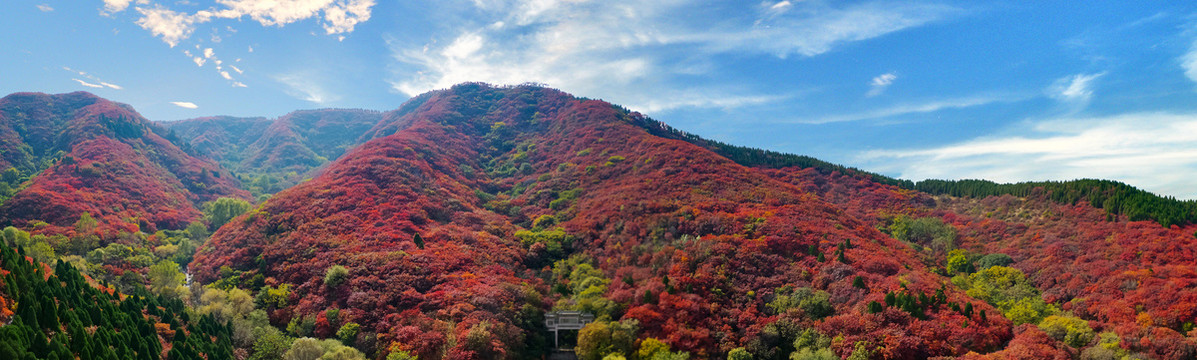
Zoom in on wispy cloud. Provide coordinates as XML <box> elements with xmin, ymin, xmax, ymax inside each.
<box><xmin>867</xmin><ymin>72</ymin><xmax>897</xmax><ymax>97</ymax></box>
<box><xmin>170</xmin><ymin>101</ymin><xmax>199</xmax><ymax>109</ymax></box>
<box><xmin>861</xmin><ymin>112</ymin><xmax>1197</xmax><ymax>199</ymax></box>
<box><xmin>1181</xmin><ymin>39</ymin><xmax>1197</xmax><ymax>84</ymax></box>
<box><xmin>630</xmin><ymin>91</ymin><xmax>793</xmax><ymax>114</ymax></box>
<box><xmin>1048</xmin><ymin>72</ymin><xmax>1104</xmax><ymax>103</ymax></box>
<box><xmin>65</xmin><ymin>67</ymin><xmax>123</xmax><ymax>90</ymax></box>
<box><xmin>73</xmin><ymin>79</ymin><xmax>104</xmax><ymax>88</ymax></box>
<box><xmin>275</xmin><ymin>72</ymin><xmax>337</xmax><ymax>104</ymax></box>
<box><xmin>36</xmin><ymin>4</ymin><xmax>53</xmax><ymax>12</ymax></box>
<box><xmin>387</xmin><ymin>0</ymin><xmax>959</xmax><ymax>113</ymax></box>
<box><xmin>788</xmin><ymin>94</ymin><xmax>1022</xmax><ymax>124</ymax></box>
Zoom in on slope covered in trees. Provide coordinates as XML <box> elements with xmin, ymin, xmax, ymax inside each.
<box><xmin>164</xmin><ymin>109</ymin><xmax>383</xmax><ymax>198</ymax></box>
<box><xmin>765</xmin><ymin>166</ymin><xmax>1197</xmax><ymax>359</ymax></box>
<box><xmin>0</xmin><ymin>92</ymin><xmax>247</xmax><ymax>235</ymax></box>
<box><xmin>194</xmin><ymin>83</ymin><xmax>1014</xmax><ymax>359</ymax></box>
<box><xmin>3</xmin><ymin>85</ymin><xmax>1196</xmax><ymax>359</ymax></box>
<box><xmin>914</xmin><ymin>179</ymin><xmax>1197</xmax><ymax>228</ymax></box>
<box><xmin>0</xmin><ymin>238</ymin><xmax>234</xmax><ymax>360</ymax></box>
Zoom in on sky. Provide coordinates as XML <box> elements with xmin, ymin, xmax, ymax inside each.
<box><xmin>5</xmin><ymin>1</ymin><xmax>1197</xmax><ymax>199</ymax></box>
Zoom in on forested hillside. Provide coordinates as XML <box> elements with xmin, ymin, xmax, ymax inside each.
<box><xmin>0</xmin><ymin>85</ymin><xmax>1194</xmax><ymax>360</ymax></box>
<box><xmin>164</xmin><ymin>109</ymin><xmax>382</xmax><ymax>199</ymax></box>
<box><xmin>194</xmin><ymin>83</ymin><xmax>1010</xmax><ymax>359</ymax></box>
<box><xmin>0</xmin><ymin>92</ymin><xmax>247</xmax><ymax>235</ymax></box>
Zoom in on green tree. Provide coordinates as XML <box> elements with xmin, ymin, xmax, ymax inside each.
<box><xmin>845</xmin><ymin>342</ymin><xmax>872</xmax><ymax>360</ymax></box>
<box><xmin>324</xmin><ymin>265</ymin><xmax>349</xmax><ymax>288</ymax></box>
<box><xmin>248</xmin><ymin>326</ymin><xmax>293</xmax><ymax>360</ymax></box>
<box><xmin>946</xmin><ymin>249</ymin><xmax>975</xmax><ymax>274</ymax></box>
<box><xmin>975</xmin><ymin>253</ymin><xmax>1013</xmax><ymax>270</ymax></box>
<box><xmin>185</xmin><ymin>221</ymin><xmax>209</xmax><ymax>242</ymax></box>
<box><xmin>27</xmin><ymin>241</ymin><xmax>56</xmax><ymax>265</ymax></box>
<box><xmin>284</xmin><ymin>338</ymin><xmax>325</xmax><ymax>360</ymax></box>
<box><xmin>767</xmin><ymin>287</ymin><xmax>833</xmax><ymax>319</ymax></box>
<box><xmin>385</xmin><ymin>349</ymin><xmax>417</xmax><ymax>360</ymax></box>
<box><xmin>889</xmin><ymin>216</ymin><xmax>956</xmax><ymax>252</ymax></box>
<box><xmin>204</xmin><ymin>197</ymin><xmax>252</xmax><ymax>230</ymax></box>
<box><xmin>1038</xmin><ymin>315</ymin><xmax>1095</xmax><ymax>348</ymax></box>
<box><xmin>2</xmin><ymin>167</ymin><xmax>20</xmax><ymax>184</ymax></box>
<box><xmin>336</xmin><ymin>323</ymin><xmax>360</xmax><ymax>345</ymax></box>
<box><xmin>413</xmin><ymin>233</ymin><xmax>424</xmax><ymax>250</ymax></box>
<box><xmin>148</xmin><ymin>260</ymin><xmax>187</xmax><ymax>301</ymax></box>
<box><xmin>74</xmin><ymin>212</ymin><xmax>98</xmax><ymax>236</ymax></box>
<box><xmin>790</xmin><ymin>348</ymin><xmax>837</xmax><ymax>360</ymax></box>
<box><xmin>637</xmin><ymin>338</ymin><xmax>669</xmax><ymax>359</ymax></box>
<box><xmin>727</xmin><ymin>347</ymin><xmax>752</xmax><ymax>360</ymax></box>
<box><xmin>576</xmin><ymin>320</ymin><xmax>638</xmax><ymax>360</ymax></box>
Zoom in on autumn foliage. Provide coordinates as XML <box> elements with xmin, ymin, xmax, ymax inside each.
<box><xmin>0</xmin><ymin>92</ymin><xmax>247</xmax><ymax>236</ymax></box>
<box><xmin>2</xmin><ymin>85</ymin><xmax>1196</xmax><ymax>359</ymax></box>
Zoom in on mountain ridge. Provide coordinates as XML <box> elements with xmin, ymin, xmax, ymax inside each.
<box><xmin>0</xmin><ymin>86</ymin><xmax>1194</xmax><ymax>359</ymax></box>
<box><xmin>0</xmin><ymin>91</ymin><xmax>247</xmax><ymax>234</ymax></box>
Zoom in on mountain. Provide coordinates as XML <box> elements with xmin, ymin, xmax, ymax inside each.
<box><xmin>163</xmin><ymin>109</ymin><xmax>384</xmax><ymax>197</ymax></box>
<box><xmin>192</xmin><ymin>84</ymin><xmax>1013</xmax><ymax>359</ymax></box>
<box><xmin>0</xmin><ymin>92</ymin><xmax>247</xmax><ymax>235</ymax></box>
<box><xmin>1</xmin><ymin>85</ymin><xmax>1195</xmax><ymax>360</ymax></box>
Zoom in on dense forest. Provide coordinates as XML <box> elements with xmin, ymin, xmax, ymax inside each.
<box><xmin>913</xmin><ymin>179</ymin><xmax>1197</xmax><ymax>228</ymax></box>
<box><xmin>0</xmin><ymin>85</ymin><xmax>1194</xmax><ymax>359</ymax></box>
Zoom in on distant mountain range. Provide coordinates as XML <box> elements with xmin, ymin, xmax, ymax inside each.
<box><xmin>0</xmin><ymin>84</ymin><xmax>1194</xmax><ymax>360</ymax></box>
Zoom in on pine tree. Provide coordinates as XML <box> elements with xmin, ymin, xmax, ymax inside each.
<box><xmin>413</xmin><ymin>233</ymin><xmax>425</xmax><ymax>250</ymax></box>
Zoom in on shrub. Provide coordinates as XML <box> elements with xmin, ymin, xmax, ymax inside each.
<box><xmin>324</xmin><ymin>265</ymin><xmax>349</xmax><ymax>288</ymax></box>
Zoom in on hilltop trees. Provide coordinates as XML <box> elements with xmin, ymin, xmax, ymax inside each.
<box><xmin>204</xmin><ymin>197</ymin><xmax>252</xmax><ymax>230</ymax></box>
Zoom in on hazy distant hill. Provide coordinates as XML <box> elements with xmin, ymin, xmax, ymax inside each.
<box><xmin>164</xmin><ymin>109</ymin><xmax>383</xmax><ymax>197</ymax></box>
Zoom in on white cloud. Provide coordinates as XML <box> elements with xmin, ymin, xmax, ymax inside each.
<box><xmin>867</xmin><ymin>72</ymin><xmax>897</xmax><ymax>97</ymax></box>
<box><xmin>170</xmin><ymin>101</ymin><xmax>199</xmax><ymax>109</ymax></box>
<box><xmin>203</xmin><ymin>48</ymin><xmax>214</xmax><ymax>58</ymax></box>
<box><xmin>861</xmin><ymin>112</ymin><xmax>1197</xmax><ymax>199</ymax></box>
<box><xmin>37</xmin><ymin>4</ymin><xmax>53</xmax><ymax>12</ymax></box>
<box><xmin>103</xmin><ymin>0</ymin><xmax>134</xmax><ymax>14</ymax></box>
<box><xmin>232</xmin><ymin>81</ymin><xmax>248</xmax><ymax>88</ymax></box>
<box><xmin>388</xmin><ymin>0</ymin><xmax>957</xmax><ymax>113</ymax></box>
<box><xmin>230</xmin><ymin>65</ymin><xmax>243</xmax><ymax>74</ymax></box>
<box><xmin>220</xmin><ymin>71</ymin><xmax>233</xmax><ymax>80</ymax></box>
<box><xmin>320</xmin><ymin>0</ymin><xmax>375</xmax><ymax>35</ymax></box>
<box><xmin>790</xmin><ymin>94</ymin><xmax>1020</xmax><ymax>124</ymax></box>
<box><xmin>720</xmin><ymin>2</ymin><xmax>959</xmax><ymax>57</ymax></box>
<box><xmin>193</xmin><ymin>56</ymin><xmax>206</xmax><ymax>66</ymax></box>
<box><xmin>65</xmin><ymin>67</ymin><xmax>123</xmax><ymax>90</ymax></box>
<box><xmin>630</xmin><ymin>91</ymin><xmax>791</xmax><ymax>114</ymax></box>
<box><xmin>1049</xmin><ymin>72</ymin><xmax>1105</xmax><ymax>103</ymax></box>
<box><xmin>276</xmin><ymin>72</ymin><xmax>337</xmax><ymax>104</ymax></box>
<box><xmin>135</xmin><ymin>6</ymin><xmax>206</xmax><ymax>47</ymax></box>
<box><xmin>760</xmin><ymin>1</ymin><xmax>793</xmax><ymax>21</ymax></box>
<box><xmin>73</xmin><ymin>79</ymin><xmax>104</xmax><ymax>88</ymax></box>
<box><xmin>128</xmin><ymin>0</ymin><xmax>376</xmax><ymax>46</ymax></box>
<box><xmin>1180</xmin><ymin>40</ymin><xmax>1197</xmax><ymax>84</ymax></box>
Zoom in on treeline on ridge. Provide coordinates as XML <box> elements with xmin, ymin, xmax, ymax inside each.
<box><xmin>617</xmin><ymin>109</ymin><xmax>915</xmax><ymax>188</ymax></box>
<box><xmin>914</xmin><ymin>179</ymin><xmax>1197</xmax><ymax>228</ymax></box>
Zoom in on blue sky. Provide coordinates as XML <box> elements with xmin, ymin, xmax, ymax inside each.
<box><xmin>5</xmin><ymin>1</ymin><xmax>1197</xmax><ymax>199</ymax></box>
